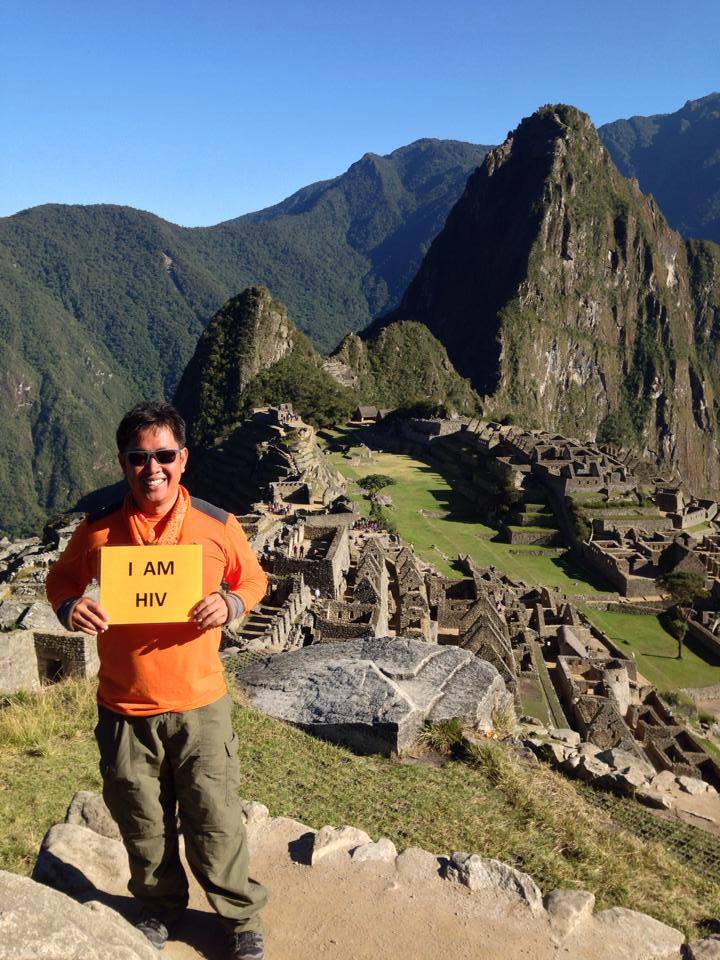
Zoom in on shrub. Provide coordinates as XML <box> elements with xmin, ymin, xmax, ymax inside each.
<box><xmin>419</xmin><ymin>718</ymin><xmax>465</xmax><ymax>756</ymax></box>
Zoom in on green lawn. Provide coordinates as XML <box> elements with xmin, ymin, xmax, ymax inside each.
<box><xmin>581</xmin><ymin>609</ymin><xmax>720</xmax><ymax>692</ymax></box>
<box><xmin>326</xmin><ymin>441</ymin><xmax>614</xmax><ymax>595</ymax></box>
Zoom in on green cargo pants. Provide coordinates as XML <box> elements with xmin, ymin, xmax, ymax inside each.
<box><xmin>94</xmin><ymin>694</ymin><xmax>266</xmax><ymax>934</ymax></box>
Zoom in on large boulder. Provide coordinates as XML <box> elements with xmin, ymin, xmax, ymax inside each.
<box><xmin>32</xmin><ymin>823</ymin><xmax>130</xmax><ymax>896</ymax></box>
<box><xmin>235</xmin><ymin>636</ymin><xmax>511</xmax><ymax>754</ymax></box>
<box><xmin>0</xmin><ymin>870</ymin><xmax>158</xmax><ymax>960</ymax></box>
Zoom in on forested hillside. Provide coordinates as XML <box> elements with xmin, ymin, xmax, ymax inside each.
<box><xmin>0</xmin><ymin>139</ymin><xmax>488</xmax><ymax>535</ymax></box>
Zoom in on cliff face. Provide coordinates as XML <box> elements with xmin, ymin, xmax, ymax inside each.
<box><xmin>393</xmin><ymin>105</ymin><xmax>720</xmax><ymax>494</ymax></box>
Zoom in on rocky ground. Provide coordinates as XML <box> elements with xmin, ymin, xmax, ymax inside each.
<box><xmin>520</xmin><ymin>720</ymin><xmax>720</xmax><ymax>835</ymax></box>
<box><xmin>5</xmin><ymin>790</ymin><xmax>720</xmax><ymax>960</ymax></box>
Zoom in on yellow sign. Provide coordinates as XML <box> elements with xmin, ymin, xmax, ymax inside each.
<box><xmin>100</xmin><ymin>545</ymin><xmax>203</xmax><ymax>624</ymax></box>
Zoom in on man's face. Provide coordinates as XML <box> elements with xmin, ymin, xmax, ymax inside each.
<box><xmin>119</xmin><ymin>425</ymin><xmax>188</xmax><ymax>515</ymax></box>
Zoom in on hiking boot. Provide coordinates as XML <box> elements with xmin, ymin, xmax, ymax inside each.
<box><xmin>134</xmin><ymin>909</ymin><xmax>182</xmax><ymax>950</ymax></box>
<box><xmin>135</xmin><ymin>915</ymin><xmax>171</xmax><ymax>950</ymax></box>
<box><xmin>229</xmin><ymin>930</ymin><xmax>265</xmax><ymax>960</ymax></box>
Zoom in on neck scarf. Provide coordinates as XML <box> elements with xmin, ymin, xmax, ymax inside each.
<box><xmin>123</xmin><ymin>484</ymin><xmax>190</xmax><ymax>546</ymax></box>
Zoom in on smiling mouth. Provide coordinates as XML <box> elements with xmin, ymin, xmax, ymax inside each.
<box><xmin>144</xmin><ymin>478</ymin><xmax>166</xmax><ymax>488</ymax></box>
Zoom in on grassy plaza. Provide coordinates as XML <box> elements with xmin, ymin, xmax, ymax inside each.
<box><xmin>580</xmin><ymin>607</ymin><xmax>720</xmax><ymax>693</ymax></box>
<box><xmin>325</xmin><ymin>436</ymin><xmax>613</xmax><ymax>594</ymax></box>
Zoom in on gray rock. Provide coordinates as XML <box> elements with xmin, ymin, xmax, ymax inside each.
<box><xmin>678</xmin><ymin>774</ymin><xmax>711</xmax><ymax>796</ymax></box>
<box><xmin>687</xmin><ymin>937</ymin><xmax>720</xmax><ymax>959</ymax></box>
<box><xmin>18</xmin><ymin>601</ymin><xmax>62</xmax><ymax>631</ymax></box>
<box><xmin>650</xmin><ymin>770</ymin><xmax>677</xmax><ymax>792</ymax></box>
<box><xmin>596</xmin><ymin>748</ymin><xmax>654</xmax><ymax>778</ymax></box>
<box><xmin>32</xmin><ymin>822</ymin><xmax>130</xmax><ymax>895</ymax></box>
<box><xmin>536</xmin><ymin>740</ymin><xmax>574</xmax><ymax>765</ymax></box>
<box><xmin>65</xmin><ymin>791</ymin><xmax>121</xmax><ymax>840</ymax></box>
<box><xmin>636</xmin><ymin>788</ymin><xmax>673</xmax><ymax>811</ymax></box>
<box><xmin>236</xmin><ymin>636</ymin><xmax>510</xmax><ymax>755</ymax></box>
<box><xmin>544</xmin><ymin>888</ymin><xmax>595</xmax><ymax>939</ymax></box>
<box><xmin>311</xmin><ymin>825</ymin><xmax>372</xmax><ymax>864</ymax></box>
<box><xmin>574</xmin><ymin>754</ymin><xmax>611</xmax><ymax>783</ymax></box>
<box><xmin>561</xmin><ymin>754</ymin><xmax>582</xmax><ymax>774</ymax></box>
<box><xmin>351</xmin><ymin>838</ymin><xmax>398</xmax><ymax>863</ymax></box>
<box><xmin>592</xmin><ymin>907</ymin><xmax>684</xmax><ymax>958</ymax></box>
<box><xmin>0</xmin><ymin>600</ymin><xmax>28</xmax><ymax>628</ymax></box>
<box><xmin>445</xmin><ymin>852</ymin><xmax>544</xmax><ymax>915</ymax></box>
<box><xmin>548</xmin><ymin>727</ymin><xmax>581</xmax><ymax>748</ymax></box>
<box><xmin>605</xmin><ymin>767</ymin><xmax>649</xmax><ymax>795</ymax></box>
<box><xmin>0</xmin><ymin>870</ymin><xmax>158</xmax><ymax>960</ymax></box>
<box><xmin>241</xmin><ymin>800</ymin><xmax>270</xmax><ymax>826</ymax></box>
<box><xmin>577</xmin><ymin>742</ymin><xmax>602</xmax><ymax>758</ymax></box>
<box><xmin>0</xmin><ymin>630</ymin><xmax>40</xmax><ymax>694</ymax></box>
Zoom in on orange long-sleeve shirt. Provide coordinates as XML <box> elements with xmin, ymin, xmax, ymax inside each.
<box><xmin>46</xmin><ymin>496</ymin><xmax>267</xmax><ymax>716</ymax></box>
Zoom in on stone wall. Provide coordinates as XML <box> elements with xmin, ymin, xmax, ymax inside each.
<box><xmin>580</xmin><ymin>542</ymin><xmax>655</xmax><ymax>598</ymax></box>
<box><xmin>0</xmin><ymin>631</ymin><xmax>40</xmax><ymax>693</ymax></box>
<box><xmin>687</xmin><ymin>618</ymin><xmax>720</xmax><ymax>658</ymax></box>
<box><xmin>34</xmin><ymin>631</ymin><xmax>100</xmax><ymax>681</ymax></box>
<box><xmin>271</xmin><ymin>526</ymin><xmax>350</xmax><ymax>597</ymax></box>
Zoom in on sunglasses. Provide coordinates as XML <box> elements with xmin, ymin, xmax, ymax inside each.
<box><xmin>124</xmin><ymin>448</ymin><xmax>184</xmax><ymax>467</ymax></box>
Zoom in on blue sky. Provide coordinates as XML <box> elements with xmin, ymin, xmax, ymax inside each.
<box><xmin>1</xmin><ymin>0</ymin><xmax>718</xmax><ymax>226</ymax></box>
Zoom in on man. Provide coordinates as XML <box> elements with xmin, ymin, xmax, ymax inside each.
<box><xmin>46</xmin><ymin>402</ymin><xmax>268</xmax><ymax>960</ymax></box>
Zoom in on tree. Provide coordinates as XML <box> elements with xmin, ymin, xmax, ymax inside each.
<box><xmin>657</xmin><ymin>571</ymin><xmax>709</xmax><ymax>658</ymax></box>
<box><xmin>357</xmin><ymin>474</ymin><xmax>396</xmax><ymax>494</ymax></box>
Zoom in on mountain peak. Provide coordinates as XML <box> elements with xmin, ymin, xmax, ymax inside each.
<box><xmin>174</xmin><ymin>286</ymin><xmax>296</xmax><ymax>447</ymax></box>
<box><xmin>392</xmin><ymin>102</ymin><xmax>720</xmax><ymax>493</ymax></box>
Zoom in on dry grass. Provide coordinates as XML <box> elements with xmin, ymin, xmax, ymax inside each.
<box><xmin>0</xmin><ymin>677</ymin><xmax>98</xmax><ymax>754</ymax></box>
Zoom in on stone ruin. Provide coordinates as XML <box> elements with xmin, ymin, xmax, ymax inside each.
<box><xmin>0</xmin><ymin>515</ymin><xmax>99</xmax><ymax>695</ymax></box>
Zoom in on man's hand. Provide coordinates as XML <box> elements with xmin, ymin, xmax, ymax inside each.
<box><xmin>192</xmin><ymin>593</ymin><xmax>230</xmax><ymax>631</ymax></box>
<box><xmin>70</xmin><ymin>598</ymin><xmax>110</xmax><ymax>634</ymax></box>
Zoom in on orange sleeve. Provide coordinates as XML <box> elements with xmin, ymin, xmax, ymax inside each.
<box><xmin>45</xmin><ymin>519</ymin><xmax>94</xmax><ymax>614</ymax></box>
<box><xmin>223</xmin><ymin>513</ymin><xmax>267</xmax><ymax>614</ymax></box>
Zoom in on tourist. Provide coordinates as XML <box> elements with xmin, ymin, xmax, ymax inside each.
<box><xmin>45</xmin><ymin>402</ymin><xmax>268</xmax><ymax>960</ymax></box>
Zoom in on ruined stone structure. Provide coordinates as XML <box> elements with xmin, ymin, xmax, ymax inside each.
<box><xmin>313</xmin><ymin>537</ymin><xmax>389</xmax><ymax>642</ymax></box>
<box><xmin>392</xmin><ymin>545</ymin><xmax>432</xmax><ymax>640</ymax></box>
<box><xmin>270</xmin><ymin>523</ymin><xmax>351</xmax><ymax>598</ymax></box>
<box><xmin>188</xmin><ymin>405</ymin><xmax>345</xmax><ymax>516</ymax></box>
<box><xmin>222</xmin><ymin>573</ymin><xmax>313</xmax><ymax>653</ymax></box>
<box><xmin>0</xmin><ymin>521</ymin><xmax>99</xmax><ymax>694</ymax></box>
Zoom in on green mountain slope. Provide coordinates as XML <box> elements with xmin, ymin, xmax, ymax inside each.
<box><xmin>388</xmin><ymin>104</ymin><xmax>720</xmax><ymax>493</ymax></box>
<box><xmin>0</xmin><ymin>139</ymin><xmax>488</xmax><ymax>535</ymax></box>
<box><xmin>174</xmin><ymin>286</ymin><xmax>355</xmax><ymax>446</ymax></box>
<box><xmin>175</xmin><ymin>287</ymin><xmax>478</xmax><ymax>455</ymax></box>
<box><xmin>0</xmin><ymin>244</ymin><xmax>135</xmax><ymax>534</ymax></box>
<box><xmin>329</xmin><ymin>321</ymin><xmax>480</xmax><ymax>413</ymax></box>
<box><xmin>599</xmin><ymin>93</ymin><xmax>720</xmax><ymax>244</ymax></box>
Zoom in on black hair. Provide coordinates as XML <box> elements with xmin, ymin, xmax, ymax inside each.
<box><xmin>116</xmin><ymin>402</ymin><xmax>186</xmax><ymax>452</ymax></box>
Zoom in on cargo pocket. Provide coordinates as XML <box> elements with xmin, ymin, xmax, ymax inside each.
<box><xmin>94</xmin><ymin>706</ymin><xmax>124</xmax><ymax>777</ymax></box>
<box><xmin>225</xmin><ymin>731</ymin><xmax>240</xmax><ymax>807</ymax></box>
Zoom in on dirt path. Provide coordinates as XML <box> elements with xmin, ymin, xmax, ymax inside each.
<box><xmin>134</xmin><ymin>815</ymin><xmax>683</xmax><ymax>960</ymax></box>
